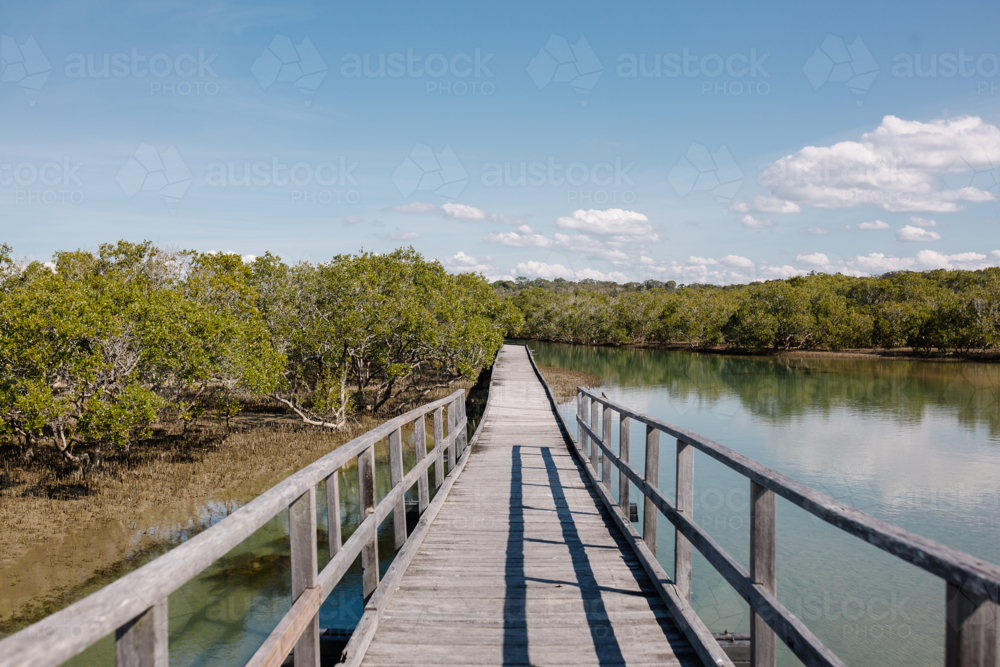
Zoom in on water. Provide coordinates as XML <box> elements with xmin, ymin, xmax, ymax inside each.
<box><xmin>520</xmin><ymin>340</ymin><xmax>1000</xmax><ymax>667</ymax></box>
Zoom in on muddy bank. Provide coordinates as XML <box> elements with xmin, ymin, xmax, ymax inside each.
<box><xmin>535</xmin><ymin>365</ymin><xmax>602</xmax><ymax>403</ymax></box>
<box><xmin>0</xmin><ymin>383</ymin><xmax>472</xmax><ymax>636</ymax></box>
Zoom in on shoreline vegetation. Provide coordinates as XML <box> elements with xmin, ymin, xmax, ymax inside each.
<box><xmin>496</xmin><ymin>270</ymin><xmax>1000</xmax><ymax>362</ymax></box>
<box><xmin>0</xmin><ymin>240</ymin><xmax>519</xmax><ymax>635</ymax></box>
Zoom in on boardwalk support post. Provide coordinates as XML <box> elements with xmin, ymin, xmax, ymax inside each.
<box><xmin>433</xmin><ymin>407</ymin><xmax>444</xmax><ymax>489</ymax></box>
<box><xmin>414</xmin><ymin>415</ymin><xmax>429</xmax><ymax>512</ymax></box>
<box><xmin>590</xmin><ymin>398</ymin><xmax>600</xmax><ymax>471</ymax></box>
<box><xmin>325</xmin><ymin>470</ymin><xmax>341</xmax><ymax>559</ymax></box>
<box><xmin>750</xmin><ymin>480</ymin><xmax>777</xmax><ymax>667</ymax></box>
<box><xmin>643</xmin><ymin>425</ymin><xmax>659</xmax><ymax>556</ymax></box>
<box><xmin>675</xmin><ymin>438</ymin><xmax>693</xmax><ymax>601</ymax></box>
<box><xmin>115</xmin><ymin>598</ymin><xmax>168</xmax><ymax>667</ymax></box>
<box><xmin>389</xmin><ymin>427</ymin><xmax>407</xmax><ymax>549</ymax></box>
<box><xmin>619</xmin><ymin>415</ymin><xmax>631</xmax><ymax>515</ymax></box>
<box><xmin>945</xmin><ymin>583</ymin><xmax>998</xmax><ymax>667</ymax></box>
<box><xmin>602</xmin><ymin>403</ymin><xmax>613</xmax><ymax>489</ymax></box>
<box><xmin>359</xmin><ymin>443</ymin><xmax>379</xmax><ymax>599</ymax></box>
<box><xmin>289</xmin><ymin>486</ymin><xmax>320</xmax><ymax>667</ymax></box>
<box><xmin>447</xmin><ymin>403</ymin><xmax>456</xmax><ymax>472</ymax></box>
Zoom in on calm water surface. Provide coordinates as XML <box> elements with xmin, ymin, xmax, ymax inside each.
<box><xmin>521</xmin><ymin>340</ymin><xmax>1000</xmax><ymax>667</ymax></box>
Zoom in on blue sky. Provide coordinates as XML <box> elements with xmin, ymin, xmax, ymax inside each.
<box><xmin>2</xmin><ymin>0</ymin><xmax>999</xmax><ymax>283</ymax></box>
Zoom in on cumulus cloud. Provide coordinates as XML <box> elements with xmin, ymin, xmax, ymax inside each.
<box><xmin>800</xmin><ymin>227</ymin><xmax>829</xmax><ymax>235</ymax></box>
<box><xmin>483</xmin><ymin>229</ymin><xmax>554</xmax><ymax>248</ymax></box>
<box><xmin>796</xmin><ymin>253</ymin><xmax>830</xmax><ymax>266</ymax></box>
<box><xmin>386</xmin><ymin>202</ymin><xmax>524</xmax><ymax>224</ymax></box>
<box><xmin>858</xmin><ymin>220</ymin><xmax>890</xmax><ymax>230</ymax></box>
<box><xmin>740</xmin><ymin>214</ymin><xmax>775</xmax><ymax>229</ymax></box>
<box><xmin>854</xmin><ymin>250</ymin><xmax>997</xmax><ymax>272</ymax></box>
<box><xmin>896</xmin><ymin>225</ymin><xmax>941</xmax><ymax>242</ymax></box>
<box><xmin>908</xmin><ymin>216</ymin><xmax>937</xmax><ymax>227</ymax></box>
<box><xmin>759</xmin><ymin>115</ymin><xmax>1000</xmax><ymax>213</ymax></box>
<box><xmin>513</xmin><ymin>260</ymin><xmax>628</xmax><ymax>283</ymax></box>
<box><xmin>553</xmin><ymin>208</ymin><xmax>657</xmax><ymax>239</ymax></box>
<box><xmin>387</xmin><ymin>231</ymin><xmax>420</xmax><ymax>241</ymax></box>
<box><xmin>730</xmin><ymin>195</ymin><xmax>802</xmax><ymax>214</ymax></box>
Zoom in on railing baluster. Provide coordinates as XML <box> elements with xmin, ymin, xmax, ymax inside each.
<box><xmin>456</xmin><ymin>397</ymin><xmax>468</xmax><ymax>457</ymax></box>
<box><xmin>389</xmin><ymin>427</ymin><xmax>407</xmax><ymax>549</ymax></box>
<box><xmin>433</xmin><ymin>406</ymin><xmax>444</xmax><ymax>488</ymax></box>
<box><xmin>643</xmin><ymin>425</ymin><xmax>660</xmax><ymax>555</ymax></box>
<box><xmin>447</xmin><ymin>402</ymin><xmax>456</xmax><ymax>472</ymax></box>
<box><xmin>945</xmin><ymin>582</ymin><xmax>998</xmax><ymax>667</ymax></box>
<box><xmin>750</xmin><ymin>480</ymin><xmax>777</xmax><ymax>667</ymax></box>
<box><xmin>415</xmin><ymin>415</ymin><xmax>429</xmax><ymax>512</ymax></box>
<box><xmin>675</xmin><ymin>439</ymin><xmax>693</xmax><ymax>602</ymax></box>
<box><xmin>325</xmin><ymin>469</ymin><xmax>341</xmax><ymax>558</ymax></box>
<box><xmin>590</xmin><ymin>398</ymin><xmax>600</xmax><ymax>472</ymax></box>
<box><xmin>115</xmin><ymin>598</ymin><xmax>168</xmax><ymax>667</ymax></box>
<box><xmin>619</xmin><ymin>415</ymin><xmax>631</xmax><ymax>516</ymax></box>
<box><xmin>579</xmin><ymin>393</ymin><xmax>590</xmax><ymax>455</ymax></box>
<box><xmin>359</xmin><ymin>443</ymin><xmax>379</xmax><ymax>598</ymax></box>
<box><xmin>289</xmin><ymin>486</ymin><xmax>320</xmax><ymax>667</ymax></box>
<box><xmin>602</xmin><ymin>404</ymin><xmax>612</xmax><ymax>489</ymax></box>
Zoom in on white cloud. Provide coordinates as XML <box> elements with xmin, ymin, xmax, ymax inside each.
<box><xmin>853</xmin><ymin>250</ymin><xmax>996</xmax><ymax>273</ymax></box>
<box><xmin>483</xmin><ymin>230</ymin><xmax>554</xmax><ymax>248</ymax></box>
<box><xmin>991</xmin><ymin>250</ymin><xmax>1000</xmax><ymax>261</ymax></box>
<box><xmin>440</xmin><ymin>251</ymin><xmax>508</xmax><ymax>280</ymax></box>
<box><xmin>730</xmin><ymin>195</ymin><xmax>802</xmax><ymax>214</ymax></box>
<box><xmin>896</xmin><ymin>225</ymin><xmax>941</xmax><ymax>242</ymax></box>
<box><xmin>553</xmin><ymin>208</ymin><xmax>656</xmax><ymax>238</ymax></box>
<box><xmin>513</xmin><ymin>260</ymin><xmax>629</xmax><ymax>283</ymax></box>
<box><xmin>800</xmin><ymin>227</ymin><xmax>829</xmax><ymax>235</ymax></box>
<box><xmin>386</xmin><ymin>201</ymin><xmax>524</xmax><ymax>224</ymax></box>
<box><xmin>759</xmin><ymin>115</ymin><xmax>1000</xmax><ymax>213</ymax></box>
<box><xmin>720</xmin><ymin>255</ymin><xmax>755</xmax><ymax>269</ymax></box>
<box><xmin>740</xmin><ymin>214</ymin><xmax>775</xmax><ymax>229</ymax></box>
<box><xmin>858</xmin><ymin>220</ymin><xmax>890</xmax><ymax>230</ymax></box>
<box><xmin>796</xmin><ymin>253</ymin><xmax>830</xmax><ymax>266</ymax></box>
<box><xmin>758</xmin><ymin>265</ymin><xmax>807</xmax><ymax>280</ymax></box>
<box><xmin>343</xmin><ymin>216</ymin><xmax>364</xmax><ymax>225</ymax></box>
<box><xmin>908</xmin><ymin>216</ymin><xmax>937</xmax><ymax>227</ymax></box>
<box><xmin>388</xmin><ymin>231</ymin><xmax>420</xmax><ymax>241</ymax></box>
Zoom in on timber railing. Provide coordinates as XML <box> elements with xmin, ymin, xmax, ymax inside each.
<box><xmin>572</xmin><ymin>386</ymin><xmax>1000</xmax><ymax>667</ymax></box>
<box><xmin>0</xmin><ymin>389</ymin><xmax>472</xmax><ymax>667</ymax></box>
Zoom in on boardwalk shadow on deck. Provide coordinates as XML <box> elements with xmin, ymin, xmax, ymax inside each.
<box><xmin>503</xmin><ymin>445</ymin><xmax>627</xmax><ymax>666</ymax></box>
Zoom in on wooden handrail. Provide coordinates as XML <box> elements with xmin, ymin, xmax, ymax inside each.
<box><xmin>575</xmin><ymin>386</ymin><xmax>1000</xmax><ymax>667</ymax></box>
<box><xmin>0</xmin><ymin>390</ymin><xmax>469</xmax><ymax>667</ymax></box>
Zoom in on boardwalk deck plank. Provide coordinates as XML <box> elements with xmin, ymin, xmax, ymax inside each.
<box><xmin>359</xmin><ymin>345</ymin><xmax>702</xmax><ymax>667</ymax></box>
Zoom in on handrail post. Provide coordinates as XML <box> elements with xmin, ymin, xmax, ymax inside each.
<box><xmin>675</xmin><ymin>439</ymin><xmax>693</xmax><ymax>601</ymax></box>
<box><xmin>447</xmin><ymin>402</ymin><xmax>456</xmax><ymax>472</ymax></box>
<box><xmin>579</xmin><ymin>393</ymin><xmax>590</xmax><ymax>455</ymax></box>
<box><xmin>115</xmin><ymin>598</ymin><xmax>168</xmax><ymax>667</ymax></box>
<box><xmin>590</xmin><ymin>398</ymin><xmax>600</xmax><ymax>471</ymax></box>
<box><xmin>389</xmin><ymin>427</ymin><xmax>407</xmax><ymax>549</ymax></box>
<box><xmin>289</xmin><ymin>486</ymin><xmax>320</xmax><ymax>667</ymax></box>
<box><xmin>325</xmin><ymin>469</ymin><xmax>341</xmax><ymax>558</ymax></box>
<box><xmin>643</xmin><ymin>425</ymin><xmax>660</xmax><ymax>555</ymax></box>
<box><xmin>601</xmin><ymin>403</ymin><xmax>612</xmax><ymax>489</ymax></box>
<box><xmin>750</xmin><ymin>480</ymin><xmax>777</xmax><ymax>667</ymax></box>
<box><xmin>618</xmin><ymin>416</ymin><xmax>631</xmax><ymax>515</ymax></box>
<box><xmin>433</xmin><ymin>407</ymin><xmax>444</xmax><ymax>488</ymax></box>
<box><xmin>359</xmin><ymin>443</ymin><xmax>379</xmax><ymax>598</ymax></box>
<box><xmin>415</xmin><ymin>414</ymin><xmax>429</xmax><ymax>512</ymax></box>
<box><xmin>456</xmin><ymin>396</ymin><xmax>468</xmax><ymax>458</ymax></box>
<box><xmin>945</xmin><ymin>583</ymin><xmax>998</xmax><ymax>667</ymax></box>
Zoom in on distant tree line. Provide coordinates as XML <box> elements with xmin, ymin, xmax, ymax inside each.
<box><xmin>503</xmin><ymin>270</ymin><xmax>1000</xmax><ymax>353</ymax></box>
<box><xmin>0</xmin><ymin>241</ymin><xmax>521</xmax><ymax>465</ymax></box>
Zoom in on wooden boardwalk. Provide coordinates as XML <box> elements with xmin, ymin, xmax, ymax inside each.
<box><xmin>361</xmin><ymin>345</ymin><xmax>702</xmax><ymax>666</ymax></box>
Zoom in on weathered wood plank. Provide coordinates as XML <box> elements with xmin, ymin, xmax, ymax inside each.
<box><xmin>358</xmin><ymin>444</ymin><xmax>379</xmax><ymax>599</ymax></box>
<box><xmin>750</xmin><ymin>480</ymin><xmax>776</xmax><ymax>667</ymax></box>
<box><xmin>414</xmin><ymin>415</ymin><xmax>429</xmax><ymax>512</ymax></box>
<box><xmin>675</xmin><ymin>439</ymin><xmax>693</xmax><ymax>603</ymax></box>
<box><xmin>643</xmin><ymin>425</ymin><xmax>659</xmax><ymax>556</ymax></box>
<box><xmin>325</xmin><ymin>470</ymin><xmax>341</xmax><ymax>559</ymax></box>
<box><xmin>245</xmin><ymin>586</ymin><xmax>321</xmax><ymax>667</ymax></box>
